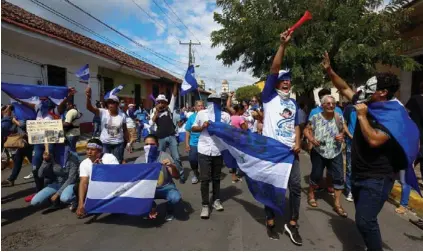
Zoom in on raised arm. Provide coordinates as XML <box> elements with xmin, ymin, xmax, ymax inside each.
<box><xmin>85</xmin><ymin>86</ymin><xmax>99</xmax><ymax>116</ymax></box>
<box><xmin>57</xmin><ymin>87</ymin><xmax>76</xmax><ymax>115</ymax></box>
<box><xmin>322</xmin><ymin>52</ymin><xmax>355</xmax><ymax>101</ymax></box>
<box><xmin>169</xmin><ymin>83</ymin><xmax>178</xmax><ymax>112</ymax></box>
<box><xmin>262</xmin><ymin>30</ymin><xmax>292</xmax><ymax>102</ymax></box>
<box><xmin>226</xmin><ymin>92</ymin><xmax>236</xmax><ymax>116</ymax></box>
<box><xmin>3</xmin><ymin>91</ymin><xmax>36</xmax><ymax>110</ymax></box>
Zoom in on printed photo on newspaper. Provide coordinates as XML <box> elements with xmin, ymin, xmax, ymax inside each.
<box><xmin>26</xmin><ymin>120</ymin><xmax>65</xmax><ymax>144</ymax></box>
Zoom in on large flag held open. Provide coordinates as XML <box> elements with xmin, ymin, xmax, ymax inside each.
<box><xmin>1</xmin><ymin>82</ymin><xmax>68</xmax><ymax>104</ymax></box>
<box><xmin>181</xmin><ymin>65</ymin><xmax>199</xmax><ymax>96</ymax></box>
<box><xmin>85</xmin><ymin>163</ymin><xmax>161</xmax><ymax>215</ymax></box>
<box><xmin>368</xmin><ymin>99</ymin><xmax>421</xmax><ymax>196</ymax></box>
<box><xmin>207</xmin><ymin>122</ymin><xmax>294</xmax><ymax>214</ymax></box>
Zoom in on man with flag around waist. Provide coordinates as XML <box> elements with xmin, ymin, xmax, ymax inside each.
<box><xmin>261</xmin><ymin>30</ymin><xmax>302</xmax><ymax>244</ymax></box>
<box><xmin>322</xmin><ymin>52</ymin><xmax>420</xmax><ymax>250</ymax></box>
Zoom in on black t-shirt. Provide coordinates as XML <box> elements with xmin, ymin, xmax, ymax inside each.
<box><xmin>155</xmin><ymin>109</ymin><xmax>176</xmax><ymax>139</ymax></box>
<box><xmin>351</xmin><ymin>114</ymin><xmax>405</xmax><ymax>179</ymax></box>
<box><xmin>406</xmin><ymin>95</ymin><xmax>423</xmax><ymax>143</ymax></box>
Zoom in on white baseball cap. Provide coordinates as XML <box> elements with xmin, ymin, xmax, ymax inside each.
<box><xmin>156</xmin><ymin>94</ymin><xmax>168</xmax><ymax>103</ymax></box>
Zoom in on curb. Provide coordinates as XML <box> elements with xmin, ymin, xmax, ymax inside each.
<box><xmin>4</xmin><ymin>141</ymin><xmax>88</xmax><ymax>168</ymax></box>
<box><xmin>389</xmin><ymin>182</ymin><xmax>423</xmax><ymax>218</ymax></box>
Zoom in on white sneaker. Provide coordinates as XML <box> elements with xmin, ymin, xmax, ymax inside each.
<box><xmin>23</xmin><ymin>173</ymin><xmax>33</xmax><ymax>179</ymax></box>
<box><xmin>212</xmin><ymin>199</ymin><xmax>224</xmax><ymax>211</ymax></box>
<box><xmin>346</xmin><ymin>192</ymin><xmax>354</xmax><ymax>202</ymax></box>
<box><xmin>200</xmin><ymin>205</ymin><xmax>210</xmax><ymax>219</ymax></box>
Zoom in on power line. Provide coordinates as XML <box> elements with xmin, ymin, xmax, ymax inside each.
<box><xmin>131</xmin><ymin>0</ymin><xmax>169</xmax><ymax>36</ymax></box>
<box><xmin>151</xmin><ymin>0</ymin><xmax>179</xmax><ymax>28</ymax></box>
<box><xmin>162</xmin><ymin>0</ymin><xmax>202</xmax><ymax>44</ymax></box>
<box><xmin>28</xmin><ymin>0</ymin><xmax>183</xmax><ymax>77</ymax></box>
<box><xmin>64</xmin><ymin>0</ymin><xmax>187</xmax><ymax>67</ymax></box>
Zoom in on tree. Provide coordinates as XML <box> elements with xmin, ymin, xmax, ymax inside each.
<box><xmin>235</xmin><ymin>85</ymin><xmax>261</xmax><ymax>101</ymax></box>
<box><xmin>211</xmin><ymin>0</ymin><xmax>420</xmax><ymax>93</ymax></box>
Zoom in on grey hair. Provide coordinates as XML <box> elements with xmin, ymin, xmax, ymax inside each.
<box><xmin>320</xmin><ymin>95</ymin><xmax>335</xmax><ymax>105</ymax></box>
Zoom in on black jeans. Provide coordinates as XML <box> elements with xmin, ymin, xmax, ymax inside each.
<box><xmin>265</xmin><ymin>157</ymin><xmax>301</xmax><ymax>222</ymax></box>
<box><xmin>8</xmin><ymin>145</ymin><xmax>33</xmax><ymax>181</ymax></box>
<box><xmin>352</xmin><ymin>176</ymin><xmax>394</xmax><ymax>251</ymax></box>
<box><xmin>198</xmin><ymin>153</ymin><xmax>223</xmax><ymax>205</ymax></box>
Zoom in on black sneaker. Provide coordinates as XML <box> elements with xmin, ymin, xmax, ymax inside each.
<box><xmin>266</xmin><ymin>223</ymin><xmax>279</xmax><ymax>240</ymax></box>
<box><xmin>284</xmin><ymin>224</ymin><xmax>302</xmax><ymax>246</ymax></box>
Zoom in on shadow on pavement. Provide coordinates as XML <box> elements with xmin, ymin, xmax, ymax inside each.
<box><xmin>1</xmin><ymin>187</ymin><xmax>34</xmax><ymax>204</ymax></box>
<box><xmin>308</xmin><ymin>208</ymin><xmax>393</xmax><ymax>251</ymax></box>
<box><xmin>403</xmin><ymin>232</ymin><xmax>423</xmax><ymax>242</ymax></box>
<box><xmin>1</xmin><ymin>205</ymin><xmax>47</xmax><ymax>227</ymax></box>
<box><xmin>220</xmin><ymin>185</ymin><xmax>243</xmax><ymax>203</ymax></box>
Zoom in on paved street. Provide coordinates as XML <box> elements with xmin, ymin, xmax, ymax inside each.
<box><xmin>2</xmin><ymin>144</ymin><xmax>422</xmax><ymax>250</ymax></box>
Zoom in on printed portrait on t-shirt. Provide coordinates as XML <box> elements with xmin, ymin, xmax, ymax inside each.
<box><xmin>105</xmin><ymin>124</ymin><xmax>120</xmax><ymax>137</ymax></box>
<box><xmin>276</xmin><ymin>100</ymin><xmax>296</xmax><ymax>138</ymax></box>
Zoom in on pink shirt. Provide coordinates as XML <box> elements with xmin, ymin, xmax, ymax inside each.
<box><xmin>231</xmin><ymin>115</ymin><xmax>245</xmax><ymax>129</ymax></box>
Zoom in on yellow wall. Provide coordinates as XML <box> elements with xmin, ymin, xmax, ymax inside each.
<box><xmin>98</xmin><ymin>67</ymin><xmax>148</xmax><ymax>98</ymax></box>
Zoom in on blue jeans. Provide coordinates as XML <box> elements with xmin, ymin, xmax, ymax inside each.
<box><xmin>188</xmin><ymin>145</ymin><xmax>199</xmax><ymax>177</ymax></box>
<box><xmin>310</xmin><ymin>150</ymin><xmax>344</xmax><ymax>190</ymax></box>
<box><xmin>8</xmin><ymin>145</ymin><xmax>33</xmax><ymax>181</ymax></box>
<box><xmin>31</xmin><ymin>183</ymin><xmax>75</xmax><ymax>206</ymax></box>
<box><xmin>399</xmin><ymin>170</ymin><xmax>411</xmax><ymax>207</ymax></box>
<box><xmin>103</xmin><ymin>142</ymin><xmax>125</xmax><ymax>163</ymax></box>
<box><xmin>66</xmin><ymin>136</ymin><xmax>79</xmax><ymax>153</ymax></box>
<box><xmin>137</xmin><ymin>123</ymin><xmax>144</xmax><ymax>141</ymax></box>
<box><xmin>152</xmin><ymin>183</ymin><xmax>181</xmax><ymax>214</ymax></box>
<box><xmin>158</xmin><ymin>136</ymin><xmax>184</xmax><ymax>180</ymax></box>
<box><xmin>352</xmin><ymin>176</ymin><xmax>394</xmax><ymax>251</ymax></box>
<box><xmin>345</xmin><ymin>143</ymin><xmax>352</xmax><ymax>195</ymax></box>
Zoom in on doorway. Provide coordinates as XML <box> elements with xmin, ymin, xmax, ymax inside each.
<box><xmin>134</xmin><ymin>84</ymin><xmax>141</xmax><ymax>106</ymax></box>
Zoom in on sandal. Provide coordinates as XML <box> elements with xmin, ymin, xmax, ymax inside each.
<box><xmin>395</xmin><ymin>206</ymin><xmax>407</xmax><ymax>214</ymax></box>
<box><xmin>334</xmin><ymin>205</ymin><xmax>348</xmax><ymax>218</ymax></box>
<box><xmin>308</xmin><ymin>198</ymin><xmax>318</xmax><ymax>208</ymax></box>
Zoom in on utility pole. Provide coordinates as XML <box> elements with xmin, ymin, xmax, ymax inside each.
<box><xmin>179</xmin><ymin>40</ymin><xmax>201</xmax><ymax>107</ymax></box>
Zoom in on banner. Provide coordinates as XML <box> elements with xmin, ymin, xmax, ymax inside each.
<box><xmin>27</xmin><ymin>120</ymin><xmax>65</xmax><ymax>144</ymax></box>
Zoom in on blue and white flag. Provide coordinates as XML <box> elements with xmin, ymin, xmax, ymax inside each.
<box><xmin>177</xmin><ymin>123</ymin><xmax>186</xmax><ymax>143</ymax></box>
<box><xmin>368</xmin><ymin>99</ymin><xmax>421</xmax><ymax>196</ymax></box>
<box><xmin>207</xmin><ymin>122</ymin><xmax>294</xmax><ymax>214</ymax></box>
<box><xmin>181</xmin><ymin>65</ymin><xmax>199</xmax><ymax>96</ymax></box>
<box><xmin>85</xmin><ymin>163</ymin><xmax>161</xmax><ymax>215</ymax></box>
<box><xmin>10</xmin><ymin>99</ymin><xmax>37</xmax><ymax>120</ymax></box>
<box><xmin>75</xmin><ymin>64</ymin><xmax>90</xmax><ymax>83</ymax></box>
<box><xmin>2</xmin><ymin>83</ymin><xmax>68</xmax><ymax>105</ymax></box>
<box><xmin>104</xmin><ymin>85</ymin><xmax>124</xmax><ymax>101</ymax></box>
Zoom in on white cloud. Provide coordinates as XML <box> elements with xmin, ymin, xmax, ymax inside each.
<box><xmin>6</xmin><ymin>0</ymin><xmax>258</xmax><ymax>91</ymax></box>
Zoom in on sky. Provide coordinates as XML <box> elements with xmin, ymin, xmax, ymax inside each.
<box><xmin>6</xmin><ymin>0</ymin><xmax>258</xmax><ymax>92</ymax></box>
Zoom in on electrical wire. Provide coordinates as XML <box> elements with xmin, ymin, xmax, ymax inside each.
<box><xmin>64</xmin><ymin>0</ymin><xmax>187</xmax><ymax>67</ymax></box>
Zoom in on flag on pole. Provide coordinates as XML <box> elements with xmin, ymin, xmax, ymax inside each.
<box><xmin>104</xmin><ymin>85</ymin><xmax>124</xmax><ymax>101</ymax></box>
<box><xmin>75</xmin><ymin>64</ymin><xmax>90</xmax><ymax>84</ymax></box>
<box><xmin>85</xmin><ymin>163</ymin><xmax>161</xmax><ymax>215</ymax></box>
<box><xmin>368</xmin><ymin>99</ymin><xmax>421</xmax><ymax>196</ymax></box>
<box><xmin>207</xmin><ymin>122</ymin><xmax>294</xmax><ymax>214</ymax></box>
<box><xmin>181</xmin><ymin>65</ymin><xmax>199</xmax><ymax>96</ymax></box>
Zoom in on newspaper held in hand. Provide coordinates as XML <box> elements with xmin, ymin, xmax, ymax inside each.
<box><xmin>27</xmin><ymin>120</ymin><xmax>65</xmax><ymax>144</ymax></box>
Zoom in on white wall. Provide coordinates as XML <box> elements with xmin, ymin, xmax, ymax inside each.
<box><xmin>1</xmin><ymin>51</ymin><xmax>100</xmax><ymax>124</ymax></box>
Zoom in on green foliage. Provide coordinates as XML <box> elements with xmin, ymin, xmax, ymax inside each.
<box><xmin>235</xmin><ymin>85</ymin><xmax>261</xmax><ymax>101</ymax></box>
<box><xmin>211</xmin><ymin>0</ymin><xmax>420</xmax><ymax>93</ymax></box>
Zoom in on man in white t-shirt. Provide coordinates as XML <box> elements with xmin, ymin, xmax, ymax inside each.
<box><xmin>86</xmin><ymin>86</ymin><xmax>128</xmax><ymax>163</ymax></box>
<box><xmin>125</xmin><ymin>104</ymin><xmax>138</xmax><ymax>152</ymax></box>
<box><xmin>76</xmin><ymin>138</ymin><xmax>119</xmax><ymax>218</ymax></box>
<box><xmin>191</xmin><ymin>94</ymin><xmax>231</xmax><ymax>219</ymax></box>
<box><xmin>261</xmin><ymin>30</ymin><xmax>302</xmax><ymax>244</ymax></box>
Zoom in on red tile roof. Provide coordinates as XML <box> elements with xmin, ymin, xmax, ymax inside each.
<box><xmin>1</xmin><ymin>0</ymin><xmax>182</xmax><ymax>83</ymax></box>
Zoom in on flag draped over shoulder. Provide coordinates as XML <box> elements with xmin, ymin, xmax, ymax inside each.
<box><xmin>207</xmin><ymin>122</ymin><xmax>294</xmax><ymax>214</ymax></box>
<box><xmin>85</xmin><ymin>163</ymin><xmax>161</xmax><ymax>215</ymax></box>
<box><xmin>181</xmin><ymin>65</ymin><xmax>199</xmax><ymax>96</ymax></box>
<box><xmin>1</xmin><ymin>83</ymin><xmax>68</xmax><ymax>105</ymax></box>
<box><xmin>368</xmin><ymin>99</ymin><xmax>421</xmax><ymax>196</ymax></box>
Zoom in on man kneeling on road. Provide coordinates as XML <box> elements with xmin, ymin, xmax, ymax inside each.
<box><xmin>134</xmin><ymin>134</ymin><xmax>181</xmax><ymax>222</ymax></box>
<box><xmin>76</xmin><ymin>138</ymin><xmax>119</xmax><ymax>218</ymax></box>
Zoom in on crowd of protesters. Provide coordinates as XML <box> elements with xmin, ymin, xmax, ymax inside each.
<box><xmin>2</xmin><ymin>30</ymin><xmax>423</xmax><ymax>250</ymax></box>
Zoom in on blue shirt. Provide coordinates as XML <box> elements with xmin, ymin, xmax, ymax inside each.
<box><xmin>308</xmin><ymin>106</ymin><xmax>343</xmax><ymax>121</ymax></box>
<box><xmin>185</xmin><ymin>113</ymin><xmax>200</xmax><ymax>147</ymax></box>
<box><xmin>134</xmin><ymin>109</ymin><xmax>148</xmax><ymax>123</ymax></box>
<box><xmin>343</xmin><ymin>105</ymin><xmax>357</xmax><ymax>144</ymax></box>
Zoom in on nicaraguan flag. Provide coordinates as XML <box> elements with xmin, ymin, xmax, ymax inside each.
<box><xmin>85</xmin><ymin>163</ymin><xmax>161</xmax><ymax>215</ymax></box>
<box><xmin>1</xmin><ymin>83</ymin><xmax>68</xmax><ymax>105</ymax></box>
<box><xmin>368</xmin><ymin>99</ymin><xmax>421</xmax><ymax>196</ymax></box>
<box><xmin>181</xmin><ymin>65</ymin><xmax>199</xmax><ymax>96</ymax></box>
<box><xmin>75</xmin><ymin>64</ymin><xmax>90</xmax><ymax>83</ymax></box>
<box><xmin>207</xmin><ymin>122</ymin><xmax>294</xmax><ymax>214</ymax></box>
<box><xmin>178</xmin><ymin>123</ymin><xmax>186</xmax><ymax>143</ymax></box>
<box><xmin>10</xmin><ymin>98</ymin><xmax>37</xmax><ymax>120</ymax></box>
<box><xmin>104</xmin><ymin>85</ymin><xmax>124</xmax><ymax>101</ymax></box>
